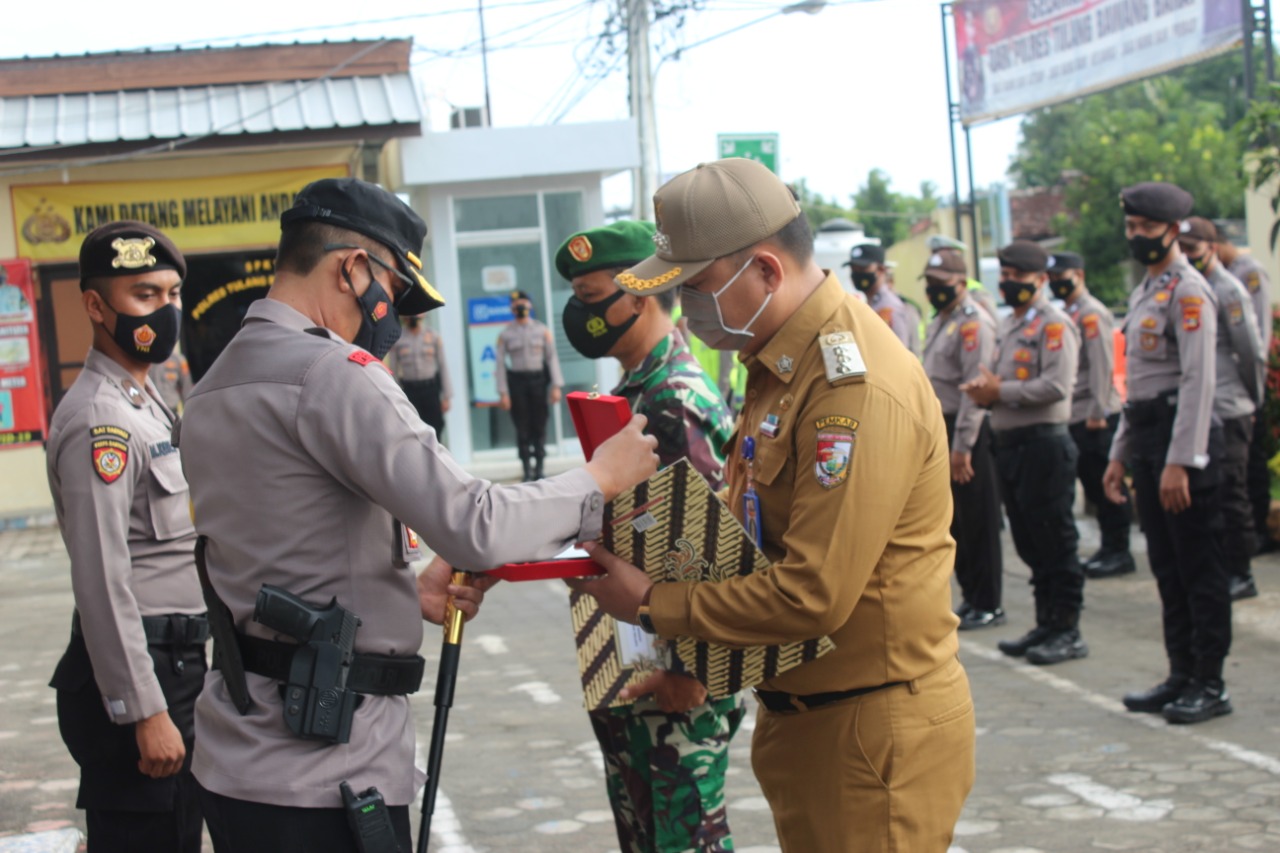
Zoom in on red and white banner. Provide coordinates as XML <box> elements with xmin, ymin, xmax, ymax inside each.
<box><xmin>955</xmin><ymin>0</ymin><xmax>1242</xmax><ymax>125</ymax></box>
<box><xmin>0</xmin><ymin>260</ymin><xmax>48</xmax><ymax>450</ymax></box>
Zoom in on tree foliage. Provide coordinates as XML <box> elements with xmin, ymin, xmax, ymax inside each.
<box><xmin>1239</xmin><ymin>82</ymin><xmax>1280</xmax><ymax>250</ymax></box>
<box><xmin>793</xmin><ymin>173</ymin><xmax>937</xmax><ymax>248</ymax></box>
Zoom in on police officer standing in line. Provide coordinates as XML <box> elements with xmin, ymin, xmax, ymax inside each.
<box><xmin>556</xmin><ymin>219</ymin><xmax>746</xmax><ymax>853</ymax></box>
<box><xmin>569</xmin><ymin>158</ymin><xmax>975</xmax><ymax>853</ymax></box>
<box><xmin>1178</xmin><ymin>217</ymin><xmax>1265</xmax><ymax>601</ymax></box>
<box><xmin>179</xmin><ymin>178</ymin><xmax>658</xmax><ymax>852</ymax></box>
<box><xmin>929</xmin><ymin>235</ymin><xmax>1001</xmax><ymax>321</ymax></box>
<box><xmin>846</xmin><ymin>244</ymin><xmax>920</xmax><ymax>356</ymax></box>
<box><xmin>386</xmin><ymin>315</ymin><xmax>452</xmax><ymax>437</ymax></box>
<box><xmin>46</xmin><ymin>222</ymin><xmax>208</xmax><ymax>852</ymax></box>
<box><xmin>148</xmin><ymin>346</ymin><xmax>192</xmax><ymax>413</ymax></box>
<box><xmin>1217</xmin><ymin>239</ymin><xmax>1276</xmax><ymax>554</ymax></box>
<box><xmin>1048</xmin><ymin>252</ymin><xmax>1135</xmax><ymax>579</ymax></box>
<box><xmin>962</xmin><ymin>241</ymin><xmax>1087</xmax><ymax>666</ymax></box>
<box><xmin>496</xmin><ymin>289</ymin><xmax>565</xmax><ymax>481</ymax></box>
<box><xmin>921</xmin><ymin>251</ymin><xmax>1005</xmax><ymax>629</ymax></box>
<box><xmin>1103</xmin><ymin>182</ymin><xmax>1233</xmax><ymax>725</ymax></box>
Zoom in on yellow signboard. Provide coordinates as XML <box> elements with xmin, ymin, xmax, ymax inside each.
<box><xmin>12</xmin><ymin>165</ymin><xmax>350</xmax><ymax>262</ymax></box>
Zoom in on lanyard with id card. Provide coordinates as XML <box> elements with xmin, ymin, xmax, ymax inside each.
<box><xmin>741</xmin><ymin>436</ymin><xmax>764</xmax><ymax>548</ymax></box>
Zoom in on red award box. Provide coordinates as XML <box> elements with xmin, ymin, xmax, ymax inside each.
<box><xmin>483</xmin><ymin>392</ymin><xmax>632</xmax><ymax>582</ymax></box>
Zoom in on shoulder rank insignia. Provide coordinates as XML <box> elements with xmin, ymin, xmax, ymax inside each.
<box><xmin>348</xmin><ymin>350</ymin><xmax>392</xmax><ymax>374</ymax></box>
<box><xmin>90</xmin><ymin>425</ymin><xmax>131</xmax><ymax>485</ymax></box>
<box><xmin>820</xmin><ymin>331</ymin><xmax>866</xmax><ymax>383</ymax></box>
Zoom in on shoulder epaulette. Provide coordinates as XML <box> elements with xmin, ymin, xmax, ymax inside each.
<box><xmin>819</xmin><ymin>330</ymin><xmax>866</xmax><ymax>384</ymax></box>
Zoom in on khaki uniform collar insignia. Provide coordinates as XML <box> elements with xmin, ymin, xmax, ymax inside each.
<box><xmin>776</xmin><ymin>355</ymin><xmax>793</xmax><ymax>374</ymax></box>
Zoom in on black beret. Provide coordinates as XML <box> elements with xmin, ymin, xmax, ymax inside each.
<box><xmin>1120</xmin><ymin>182</ymin><xmax>1194</xmax><ymax>223</ymax></box>
<box><xmin>281</xmin><ymin>178</ymin><xmax>444</xmax><ymax>315</ymax></box>
<box><xmin>510</xmin><ymin>290</ymin><xmax>532</xmax><ymax>302</ymax></box>
<box><xmin>844</xmin><ymin>244</ymin><xmax>885</xmax><ymax>266</ymax></box>
<box><xmin>78</xmin><ymin>221</ymin><xmax>186</xmax><ymax>292</ymax></box>
<box><xmin>1178</xmin><ymin>216</ymin><xmax>1218</xmax><ymax>243</ymax></box>
<box><xmin>997</xmin><ymin>240</ymin><xmax>1049</xmax><ymax>273</ymax></box>
<box><xmin>1048</xmin><ymin>251</ymin><xmax>1084</xmax><ymax>272</ymax></box>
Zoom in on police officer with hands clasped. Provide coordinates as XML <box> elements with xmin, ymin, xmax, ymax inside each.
<box><xmin>179</xmin><ymin>178</ymin><xmax>658</xmax><ymax>852</ymax></box>
<box><xmin>962</xmin><ymin>241</ymin><xmax>1088</xmax><ymax>666</ymax></box>
<box><xmin>46</xmin><ymin>222</ymin><xmax>208</xmax><ymax>852</ymax></box>
<box><xmin>1103</xmin><ymin>182</ymin><xmax>1234</xmax><ymax>725</ymax></box>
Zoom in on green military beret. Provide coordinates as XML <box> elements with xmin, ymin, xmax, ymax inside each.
<box><xmin>555</xmin><ymin>220</ymin><xmax>657</xmax><ymax>282</ymax></box>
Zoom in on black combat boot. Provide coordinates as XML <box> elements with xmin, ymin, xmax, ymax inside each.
<box><xmin>1122</xmin><ymin>674</ymin><xmax>1190</xmax><ymax>713</ymax></box>
<box><xmin>1084</xmin><ymin>550</ymin><xmax>1136</xmax><ymax>579</ymax></box>
<box><xmin>520</xmin><ymin>457</ymin><xmax>533</xmax><ymax>483</ymax></box>
<box><xmin>959</xmin><ymin>607</ymin><xmax>1006</xmax><ymax>630</ymax></box>
<box><xmin>533</xmin><ymin>457</ymin><xmax>544</xmax><ymax>480</ymax></box>
<box><xmin>997</xmin><ymin>623</ymin><xmax>1053</xmax><ymax>657</ymax></box>
<box><xmin>1163</xmin><ymin>678</ymin><xmax>1233</xmax><ymax>724</ymax></box>
<box><xmin>1227</xmin><ymin>558</ymin><xmax>1258</xmax><ymax>601</ymax></box>
<box><xmin>1025</xmin><ymin>609</ymin><xmax>1088</xmax><ymax>665</ymax></box>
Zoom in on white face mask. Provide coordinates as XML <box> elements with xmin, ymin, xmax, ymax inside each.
<box><xmin>681</xmin><ymin>255</ymin><xmax>773</xmax><ymax>351</ymax></box>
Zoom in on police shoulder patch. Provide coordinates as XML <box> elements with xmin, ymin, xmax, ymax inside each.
<box><xmin>348</xmin><ymin>350</ymin><xmax>392</xmax><ymax>375</ymax></box>
<box><xmin>90</xmin><ymin>426</ymin><xmax>130</xmax><ymax>485</ymax></box>
<box><xmin>813</xmin><ymin>416</ymin><xmax>858</xmax><ymax>489</ymax></box>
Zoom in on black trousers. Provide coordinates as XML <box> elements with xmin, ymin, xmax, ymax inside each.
<box><xmin>401</xmin><ymin>378</ymin><xmax>445</xmax><ymax>436</ymax></box>
<box><xmin>508</xmin><ymin>370</ymin><xmax>549</xmax><ymax>467</ymax></box>
<box><xmin>944</xmin><ymin>414</ymin><xmax>1003</xmax><ymax>611</ymax></box>
<box><xmin>993</xmin><ymin>428</ymin><xmax>1084</xmax><ymax>617</ymax></box>
<box><xmin>49</xmin><ymin>629</ymin><xmax>207</xmax><ymax>853</ymax></box>
<box><xmin>1128</xmin><ymin>419</ymin><xmax>1231</xmax><ymax>680</ymax></box>
<box><xmin>1218</xmin><ymin>415</ymin><xmax>1257</xmax><ymax>575</ymax></box>
<box><xmin>1070</xmin><ymin>415</ymin><xmax>1132</xmax><ymax>553</ymax></box>
<box><xmin>1246</xmin><ymin>391</ymin><xmax>1272</xmax><ymax>545</ymax></box>
<box><xmin>200</xmin><ymin>785</ymin><xmax>412</xmax><ymax>853</ymax></box>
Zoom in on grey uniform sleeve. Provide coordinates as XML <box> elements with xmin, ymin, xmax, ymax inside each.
<box><xmin>998</xmin><ymin>319</ymin><xmax>1079</xmax><ymax>407</ymax></box>
<box><xmin>1081</xmin><ymin>309</ymin><xmax>1116</xmax><ymax>421</ymax></box>
<box><xmin>1109</xmin><ymin>410</ymin><xmax>1130</xmax><ymax>463</ymax></box>
<box><xmin>495</xmin><ymin>329</ymin><xmax>509</xmax><ymax>396</ymax></box>
<box><xmin>1246</xmin><ymin>264</ymin><xmax>1272</xmax><ymax>356</ymax></box>
<box><xmin>1222</xmin><ymin>283</ymin><xmax>1266</xmax><ymax>405</ymax></box>
<box><xmin>890</xmin><ymin>306</ymin><xmax>913</xmax><ymax>351</ymax></box>
<box><xmin>436</xmin><ymin>332</ymin><xmax>453</xmax><ymax>401</ymax></box>
<box><xmin>544</xmin><ymin>327</ymin><xmax>565</xmax><ymax>388</ymax></box>
<box><xmin>384</xmin><ymin>344</ymin><xmax>401</xmax><ymax>380</ymax></box>
<box><xmin>954</xmin><ymin>318</ymin><xmax>993</xmax><ymax>453</ymax></box>
<box><xmin>296</xmin><ymin>351</ymin><xmax>605</xmax><ymax>570</ymax></box>
<box><xmin>1169</xmin><ymin>286</ymin><xmax>1217</xmax><ymax>468</ymax></box>
<box><xmin>52</xmin><ymin>406</ymin><xmax>168</xmax><ymax>723</ymax></box>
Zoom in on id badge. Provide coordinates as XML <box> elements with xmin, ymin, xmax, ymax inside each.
<box><xmin>392</xmin><ymin>520</ymin><xmax>423</xmax><ymax>568</ymax></box>
<box><xmin>742</xmin><ymin>490</ymin><xmax>763</xmax><ymax>549</ymax></box>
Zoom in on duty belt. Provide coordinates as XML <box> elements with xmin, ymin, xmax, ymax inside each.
<box><xmin>72</xmin><ymin>610</ymin><xmax>209</xmax><ymax>646</ymax></box>
<box><xmin>992</xmin><ymin>422</ymin><xmax>1068</xmax><ymax>448</ymax></box>
<box><xmin>754</xmin><ymin>681</ymin><xmax>906</xmax><ymax>713</ymax></box>
<box><xmin>235</xmin><ymin>633</ymin><xmax>425</xmax><ymax>696</ymax></box>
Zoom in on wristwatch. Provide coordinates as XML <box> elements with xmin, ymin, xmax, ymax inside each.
<box><xmin>636</xmin><ymin>603</ymin><xmax>656</xmax><ymax>635</ymax></box>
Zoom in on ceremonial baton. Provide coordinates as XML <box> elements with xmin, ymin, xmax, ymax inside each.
<box><xmin>418</xmin><ymin>570</ymin><xmax>470</xmax><ymax>853</ymax></box>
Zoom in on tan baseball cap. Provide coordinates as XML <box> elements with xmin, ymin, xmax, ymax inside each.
<box><xmin>614</xmin><ymin>158</ymin><xmax>802</xmax><ymax>296</ymax></box>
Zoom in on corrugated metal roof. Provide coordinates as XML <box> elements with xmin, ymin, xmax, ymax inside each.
<box><xmin>0</xmin><ymin>72</ymin><xmax>421</xmax><ymax>151</ymax></box>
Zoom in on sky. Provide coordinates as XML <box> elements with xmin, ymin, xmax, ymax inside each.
<box><xmin>0</xmin><ymin>0</ymin><xmax>1026</xmax><ymax>211</ymax></box>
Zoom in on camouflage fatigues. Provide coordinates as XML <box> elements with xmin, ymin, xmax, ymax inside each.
<box><xmin>591</xmin><ymin>328</ymin><xmax>746</xmax><ymax>852</ymax></box>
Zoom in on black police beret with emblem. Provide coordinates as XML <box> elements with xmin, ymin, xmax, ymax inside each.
<box><xmin>282</xmin><ymin>177</ymin><xmax>444</xmax><ymax>315</ymax></box>
<box><xmin>78</xmin><ymin>221</ymin><xmax>186</xmax><ymax>292</ymax></box>
<box><xmin>1178</xmin><ymin>216</ymin><xmax>1218</xmax><ymax>243</ymax></box>
<box><xmin>555</xmin><ymin>221</ymin><xmax>657</xmax><ymax>282</ymax></box>
<box><xmin>1120</xmin><ymin>182</ymin><xmax>1194</xmax><ymax>223</ymax></box>
<box><xmin>998</xmin><ymin>241</ymin><xmax>1049</xmax><ymax>273</ymax></box>
<box><xmin>844</xmin><ymin>243</ymin><xmax>886</xmax><ymax>267</ymax></box>
<box><xmin>1049</xmin><ymin>251</ymin><xmax>1085</xmax><ymax>272</ymax></box>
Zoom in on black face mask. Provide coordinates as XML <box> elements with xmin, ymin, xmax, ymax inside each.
<box><xmin>1128</xmin><ymin>225</ymin><xmax>1174</xmax><ymax>266</ymax></box>
<box><xmin>563</xmin><ymin>290</ymin><xmax>637</xmax><ymax>359</ymax></box>
<box><xmin>101</xmin><ymin>297</ymin><xmax>181</xmax><ymax>365</ymax></box>
<box><xmin>345</xmin><ymin>263</ymin><xmax>401</xmax><ymax>359</ymax></box>
<box><xmin>925</xmin><ymin>281</ymin><xmax>960</xmax><ymax>311</ymax></box>
<box><xmin>1188</xmin><ymin>252</ymin><xmax>1212</xmax><ymax>274</ymax></box>
<box><xmin>1049</xmin><ymin>276</ymin><xmax>1076</xmax><ymax>301</ymax></box>
<box><xmin>999</xmin><ymin>279</ymin><xmax>1038</xmax><ymax>308</ymax></box>
<box><xmin>513</xmin><ymin>304</ymin><xmax>530</xmax><ymax>319</ymax></box>
<box><xmin>850</xmin><ymin>270</ymin><xmax>878</xmax><ymax>293</ymax></box>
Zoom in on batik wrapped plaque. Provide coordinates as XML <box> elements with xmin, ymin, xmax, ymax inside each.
<box><xmin>571</xmin><ymin>458</ymin><xmax>836</xmax><ymax>710</ymax></box>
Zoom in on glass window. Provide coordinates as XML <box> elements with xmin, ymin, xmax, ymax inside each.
<box><xmin>543</xmin><ymin>192</ymin><xmax>584</xmax><ymax>286</ymax></box>
<box><xmin>454</xmin><ymin>195</ymin><xmax>539</xmax><ymax>232</ymax></box>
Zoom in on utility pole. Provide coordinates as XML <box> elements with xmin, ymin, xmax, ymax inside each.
<box><xmin>627</xmin><ymin>0</ymin><xmax>660</xmax><ymax>219</ymax></box>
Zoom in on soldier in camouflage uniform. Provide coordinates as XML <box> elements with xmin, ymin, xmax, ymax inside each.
<box><xmin>557</xmin><ymin>220</ymin><xmax>746</xmax><ymax>853</ymax></box>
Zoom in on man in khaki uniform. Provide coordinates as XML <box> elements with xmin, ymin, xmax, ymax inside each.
<box><xmin>1103</xmin><ymin>182</ymin><xmax>1231</xmax><ymax>725</ymax></box>
<box><xmin>180</xmin><ymin>178</ymin><xmax>658</xmax><ymax>852</ymax></box>
<box><xmin>386</xmin><ymin>316</ymin><xmax>452</xmax><ymax>436</ymax></box>
<box><xmin>963</xmin><ymin>241</ymin><xmax>1086</xmax><ymax>666</ymax></box>
<box><xmin>1178</xmin><ymin>217</ymin><xmax>1264</xmax><ymax>602</ymax></box>
<box><xmin>568</xmin><ymin>158</ymin><xmax>975</xmax><ymax>853</ymax></box>
<box><xmin>496</xmin><ymin>289</ymin><xmax>565</xmax><ymax>480</ymax></box>
<box><xmin>922</xmin><ymin>255</ymin><xmax>1004</xmax><ymax>629</ymax></box>
<box><xmin>46</xmin><ymin>222</ymin><xmax>208</xmax><ymax>852</ymax></box>
<box><xmin>1047</xmin><ymin>252</ymin><xmax>1134</xmax><ymax>579</ymax></box>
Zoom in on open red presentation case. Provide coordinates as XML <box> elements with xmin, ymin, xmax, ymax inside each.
<box><xmin>484</xmin><ymin>392</ymin><xmax>632</xmax><ymax>582</ymax></box>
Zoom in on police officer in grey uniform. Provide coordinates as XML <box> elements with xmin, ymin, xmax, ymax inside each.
<box><xmin>1178</xmin><ymin>217</ymin><xmax>1265</xmax><ymax>601</ymax></box>
<box><xmin>496</xmin><ymin>289</ymin><xmax>565</xmax><ymax>481</ymax></box>
<box><xmin>46</xmin><ymin>222</ymin><xmax>207</xmax><ymax>852</ymax></box>
<box><xmin>1218</xmin><ymin>241</ymin><xmax>1277</xmax><ymax>553</ymax></box>
<box><xmin>922</xmin><ymin>257</ymin><xmax>1004</xmax><ymax>629</ymax></box>
<box><xmin>1048</xmin><ymin>252</ymin><xmax>1135</xmax><ymax>578</ymax></box>
<box><xmin>962</xmin><ymin>240</ymin><xmax>1087</xmax><ymax>665</ymax></box>
<box><xmin>1104</xmin><ymin>182</ymin><xmax>1233</xmax><ymax>725</ymax></box>
<box><xmin>148</xmin><ymin>347</ymin><xmax>192</xmax><ymax>413</ymax></box>
<box><xmin>846</xmin><ymin>244</ymin><xmax>920</xmax><ymax>356</ymax></box>
<box><xmin>180</xmin><ymin>178</ymin><xmax>658</xmax><ymax>853</ymax></box>
<box><xmin>386</xmin><ymin>316</ymin><xmax>452</xmax><ymax>436</ymax></box>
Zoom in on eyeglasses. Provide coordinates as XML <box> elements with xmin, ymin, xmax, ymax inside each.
<box><xmin>323</xmin><ymin>243</ymin><xmax>413</xmax><ymax>306</ymax></box>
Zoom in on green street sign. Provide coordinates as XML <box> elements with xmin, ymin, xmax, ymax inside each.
<box><xmin>717</xmin><ymin>133</ymin><xmax>780</xmax><ymax>175</ymax></box>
